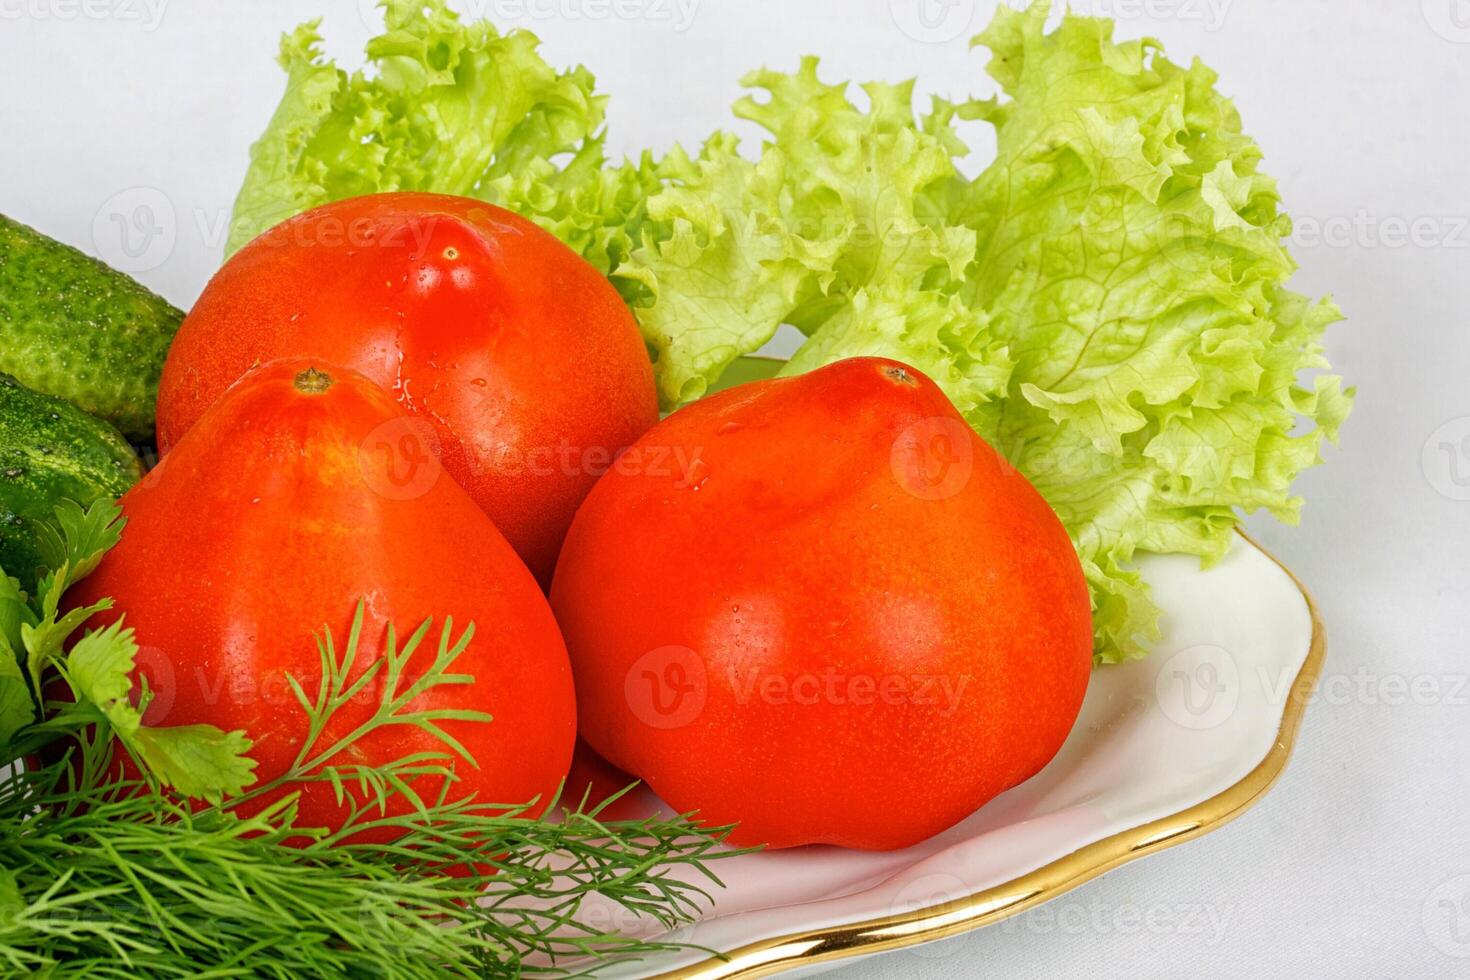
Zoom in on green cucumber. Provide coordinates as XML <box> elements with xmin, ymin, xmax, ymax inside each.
<box><xmin>0</xmin><ymin>373</ymin><xmax>141</xmax><ymax>593</ymax></box>
<box><xmin>0</xmin><ymin>213</ymin><xmax>183</xmax><ymax>440</ymax></box>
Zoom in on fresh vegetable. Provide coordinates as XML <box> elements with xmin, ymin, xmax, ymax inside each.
<box><xmin>551</xmin><ymin>357</ymin><xmax>1093</xmax><ymax>850</ymax></box>
<box><xmin>0</xmin><ymin>771</ymin><xmax>735</xmax><ymax>977</ymax></box>
<box><xmin>0</xmin><ymin>214</ymin><xmax>183</xmax><ymax>440</ymax></box>
<box><xmin>230</xmin><ymin>0</ymin><xmax>1351</xmax><ymax>663</ymax></box>
<box><xmin>0</xmin><ymin>500</ymin><xmax>738</xmax><ymax>976</ymax></box>
<box><xmin>160</xmin><ymin>193</ymin><xmax>659</xmax><ymax>585</ymax></box>
<box><xmin>70</xmin><ymin>359</ymin><xmax>578</xmax><ymax>830</ymax></box>
<box><xmin>224</xmin><ymin>1</ymin><xmax>611</xmax><ymax>259</ymax></box>
<box><xmin>0</xmin><ymin>498</ymin><xmax>253</xmax><ymax>790</ymax></box>
<box><xmin>0</xmin><ymin>373</ymin><xmax>140</xmax><ymax>594</ymax></box>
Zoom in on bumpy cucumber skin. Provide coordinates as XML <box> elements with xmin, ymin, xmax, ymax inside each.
<box><xmin>0</xmin><ymin>373</ymin><xmax>141</xmax><ymax>592</ymax></box>
<box><xmin>0</xmin><ymin>214</ymin><xmax>183</xmax><ymax>440</ymax></box>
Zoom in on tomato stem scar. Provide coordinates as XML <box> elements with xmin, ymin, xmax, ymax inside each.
<box><xmin>293</xmin><ymin>367</ymin><xmax>334</xmax><ymax>393</ymax></box>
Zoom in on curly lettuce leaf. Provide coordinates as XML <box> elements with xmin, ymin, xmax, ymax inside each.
<box><xmin>621</xmin><ymin>59</ymin><xmax>1009</xmax><ymax>408</ymax></box>
<box><xmin>227</xmin><ymin>0</ymin><xmax>609</xmax><ymax>254</ymax></box>
<box><xmin>953</xmin><ymin>3</ymin><xmax>1349</xmax><ymax>659</ymax></box>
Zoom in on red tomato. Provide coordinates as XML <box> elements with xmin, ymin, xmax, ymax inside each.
<box><xmin>157</xmin><ymin>193</ymin><xmax>658</xmax><ymax>585</ymax></box>
<box><xmin>68</xmin><ymin>360</ymin><xmax>576</xmax><ymax>835</ymax></box>
<box><xmin>550</xmin><ymin>357</ymin><xmax>1093</xmax><ymax>851</ymax></box>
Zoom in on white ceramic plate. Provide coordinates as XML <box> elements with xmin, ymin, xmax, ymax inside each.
<box><xmin>580</xmin><ymin>532</ymin><xmax>1321</xmax><ymax>978</ymax></box>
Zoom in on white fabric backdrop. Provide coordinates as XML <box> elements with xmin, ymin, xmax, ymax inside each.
<box><xmin>2</xmin><ymin>1</ymin><xmax>1466</xmax><ymax>976</ymax></box>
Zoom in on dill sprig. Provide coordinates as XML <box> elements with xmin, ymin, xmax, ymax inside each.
<box><xmin>0</xmin><ymin>764</ymin><xmax>735</xmax><ymax>978</ymax></box>
<box><xmin>0</xmin><ymin>501</ymin><xmax>743</xmax><ymax>977</ymax></box>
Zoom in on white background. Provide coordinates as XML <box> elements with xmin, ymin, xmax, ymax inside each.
<box><xmin>2</xmin><ymin>1</ymin><xmax>1467</xmax><ymax>977</ymax></box>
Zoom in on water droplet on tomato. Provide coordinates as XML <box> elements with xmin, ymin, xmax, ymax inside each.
<box><xmin>680</xmin><ymin>458</ymin><xmax>711</xmax><ymax>490</ymax></box>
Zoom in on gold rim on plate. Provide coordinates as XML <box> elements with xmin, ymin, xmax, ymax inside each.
<box><xmin>652</xmin><ymin>532</ymin><xmax>1325</xmax><ymax>979</ymax></box>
